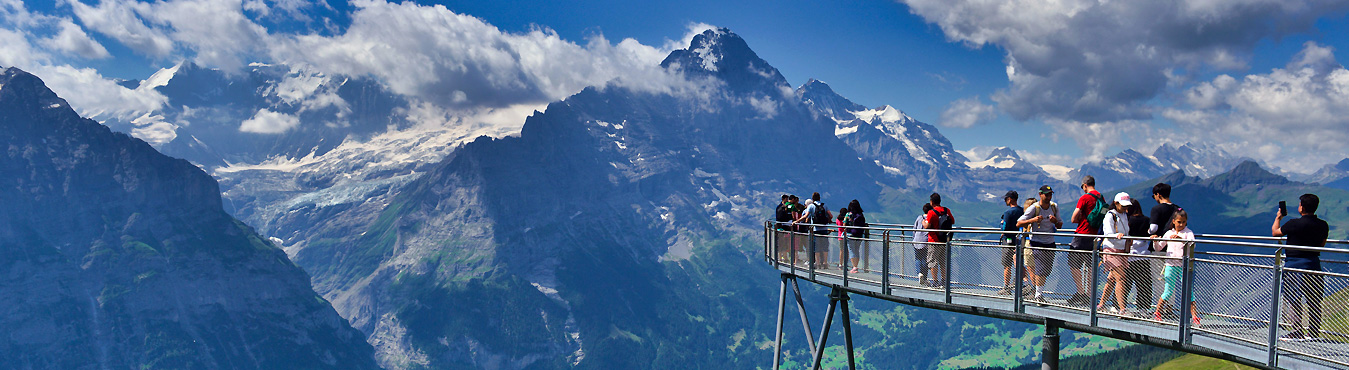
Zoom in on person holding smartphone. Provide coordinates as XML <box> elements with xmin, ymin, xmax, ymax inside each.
<box><xmin>1273</xmin><ymin>194</ymin><xmax>1329</xmax><ymax>342</ymax></box>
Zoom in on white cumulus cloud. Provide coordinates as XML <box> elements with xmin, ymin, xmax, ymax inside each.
<box><xmin>40</xmin><ymin>19</ymin><xmax>110</xmax><ymax>59</ymax></box>
<box><xmin>267</xmin><ymin>0</ymin><xmax>705</xmax><ymax>108</ymax></box>
<box><xmin>899</xmin><ymin>0</ymin><xmax>1349</xmax><ymax>124</ymax></box>
<box><xmin>938</xmin><ymin>96</ymin><xmax>995</xmax><ymax>128</ymax></box>
<box><xmin>1164</xmin><ymin>42</ymin><xmax>1349</xmax><ymax>173</ymax></box>
<box><xmin>239</xmin><ymin>108</ymin><xmax>300</xmax><ymax>133</ymax></box>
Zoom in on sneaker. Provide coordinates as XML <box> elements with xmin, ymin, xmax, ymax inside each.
<box><xmin>1153</xmin><ymin>311</ymin><xmax>1163</xmax><ymax>321</ymax></box>
<box><xmin>1279</xmin><ymin>331</ymin><xmax>1308</xmax><ymax>342</ymax></box>
<box><xmin>1107</xmin><ymin>307</ymin><xmax>1120</xmax><ymax>315</ymax></box>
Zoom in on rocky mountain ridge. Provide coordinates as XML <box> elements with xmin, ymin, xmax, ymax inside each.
<box><xmin>0</xmin><ymin>66</ymin><xmax>378</xmax><ymax>369</ymax></box>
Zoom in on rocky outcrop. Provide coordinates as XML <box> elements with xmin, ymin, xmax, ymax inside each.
<box><xmin>0</xmin><ymin>67</ymin><xmax>378</xmax><ymax>369</ymax></box>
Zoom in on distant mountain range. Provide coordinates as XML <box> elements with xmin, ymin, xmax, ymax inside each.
<box><xmin>1068</xmin><ymin>143</ymin><xmax>1258</xmax><ymax>191</ymax></box>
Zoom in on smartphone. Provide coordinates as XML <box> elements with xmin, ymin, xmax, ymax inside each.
<box><xmin>1279</xmin><ymin>201</ymin><xmax>1287</xmax><ymax>217</ymax></box>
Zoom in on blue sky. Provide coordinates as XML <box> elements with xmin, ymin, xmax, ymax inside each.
<box><xmin>3</xmin><ymin>0</ymin><xmax>1349</xmax><ymax>173</ymax></box>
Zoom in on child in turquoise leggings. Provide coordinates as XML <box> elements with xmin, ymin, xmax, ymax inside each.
<box><xmin>1153</xmin><ymin>210</ymin><xmax>1200</xmax><ymax>326</ymax></box>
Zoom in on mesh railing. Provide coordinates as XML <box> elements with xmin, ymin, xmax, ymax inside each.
<box><xmin>764</xmin><ymin>220</ymin><xmax>1349</xmax><ymax>368</ymax></box>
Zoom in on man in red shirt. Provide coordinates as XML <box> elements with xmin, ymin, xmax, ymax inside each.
<box><xmin>1067</xmin><ymin>175</ymin><xmax>1103</xmax><ymax>306</ymax></box>
<box><xmin>924</xmin><ymin>193</ymin><xmax>954</xmax><ymax>288</ymax></box>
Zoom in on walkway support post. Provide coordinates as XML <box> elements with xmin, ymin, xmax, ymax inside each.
<box><xmin>791</xmin><ymin>277</ymin><xmax>817</xmax><ymax>359</ymax></box>
<box><xmin>840</xmin><ymin>289</ymin><xmax>856</xmax><ymax>370</ymax></box>
<box><xmin>945</xmin><ymin>236</ymin><xmax>953</xmax><ymax>304</ymax></box>
<box><xmin>1014</xmin><ymin>230</ymin><xmax>1027</xmax><ymax>313</ymax></box>
<box><xmin>810</xmin><ymin>289</ymin><xmax>839</xmax><ymax>370</ymax></box>
<box><xmin>882</xmin><ymin>230</ymin><xmax>891</xmax><ymax>295</ymax></box>
<box><xmin>1179</xmin><ymin>241</ymin><xmax>1195</xmax><ymax>344</ymax></box>
<box><xmin>1267</xmin><ymin>248</ymin><xmax>1285</xmax><ymax>367</ymax></box>
<box><xmin>773</xmin><ymin>274</ymin><xmax>787</xmax><ymax>369</ymax></box>
<box><xmin>1090</xmin><ymin>246</ymin><xmax>1100</xmax><ymax>326</ymax></box>
<box><xmin>1042</xmin><ymin>319</ymin><xmax>1060</xmax><ymax>370</ymax></box>
<box><xmin>810</xmin><ymin>287</ymin><xmax>856</xmax><ymax>370</ymax></box>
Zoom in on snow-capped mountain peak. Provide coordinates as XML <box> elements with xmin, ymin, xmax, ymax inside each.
<box><xmin>967</xmin><ymin>147</ymin><xmax>1024</xmax><ymax>169</ymax></box>
<box><xmin>660</xmin><ymin>28</ymin><xmax>789</xmax><ymax>93</ymax></box>
<box><xmin>852</xmin><ymin>105</ymin><xmax>911</xmax><ymax>125</ymax></box>
<box><xmin>137</xmin><ymin>61</ymin><xmax>183</xmax><ymax>91</ymax></box>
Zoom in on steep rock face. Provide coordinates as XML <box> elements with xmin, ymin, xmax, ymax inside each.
<box><xmin>799</xmin><ymin>80</ymin><xmax>977</xmax><ymax>198</ymax></box>
<box><xmin>1304</xmin><ymin>158</ymin><xmax>1349</xmax><ymax>186</ymax></box>
<box><xmin>287</xmin><ymin>28</ymin><xmax>885</xmax><ymax>369</ymax></box>
<box><xmin>0</xmin><ymin>67</ymin><xmax>377</xmax><ymax>369</ymax></box>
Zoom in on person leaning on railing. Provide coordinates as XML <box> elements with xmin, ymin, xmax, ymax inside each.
<box><xmin>1273</xmin><ymin>193</ymin><xmax>1329</xmax><ymax>342</ymax></box>
<box><xmin>914</xmin><ymin>203</ymin><xmax>933</xmax><ymax>286</ymax></box>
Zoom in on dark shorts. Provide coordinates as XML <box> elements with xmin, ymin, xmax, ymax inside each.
<box><xmin>1067</xmin><ymin>236</ymin><xmax>1098</xmax><ymax>270</ymax></box>
<box><xmin>810</xmin><ymin>231</ymin><xmax>831</xmax><ymax>253</ymax></box>
<box><xmin>927</xmin><ymin>244</ymin><xmax>948</xmax><ymax>269</ymax></box>
<box><xmin>1001</xmin><ymin>238</ymin><xmax>1018</xmax><ymax>268</ymax></box>
<box><xmin>1030</xmin><ymin>241</ymin><xmax>1056</xmax><ymax>277</ymax></box>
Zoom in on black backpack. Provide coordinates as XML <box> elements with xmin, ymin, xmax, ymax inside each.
<box><xmin>932</xmin><ymin>207</ymin><xmax>955</xmax><ymax>242</ymax></box>
<box><xmin>846</xmin><ymin>213</ymin><xmax>869</xmax><ymax>238</ymax></box>
<box><xmin>811</xmin><ymin>203</ymin><xmax>833</xmax><ymax>225</ymax></box>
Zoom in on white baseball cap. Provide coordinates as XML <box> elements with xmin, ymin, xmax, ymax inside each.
<box><xmin>1114</xmin><ymin>192</ymin><xmax>1133</xmax><ymax>206</ymax></box>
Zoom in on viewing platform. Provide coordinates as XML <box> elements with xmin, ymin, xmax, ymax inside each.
<box><xmin>762</xmin><ymin>222</ymin><xmax>1349</xmax><ymax>370</ymax></box>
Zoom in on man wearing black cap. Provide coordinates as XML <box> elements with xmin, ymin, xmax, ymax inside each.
<box><xmin>1018</xmin><ymin>185</ymin><xmax>1062</xmax><ymax>302</ymax></box>
<box><xmin>999</xmin><ymin>190</ymin><xmax>1026</xmax><ymax>295</ymax></box>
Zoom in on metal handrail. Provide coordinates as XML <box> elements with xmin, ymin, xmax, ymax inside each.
<box><xmin>764</xmin><ymin>220</ymin><xmax>1349</xmax><ymax>369</ymax></box>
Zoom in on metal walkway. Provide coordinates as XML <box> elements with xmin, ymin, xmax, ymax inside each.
<box><xmin>762</xmin><ymin>222</ymin><xmax>1349</xmax><ymax>370</ymax></box>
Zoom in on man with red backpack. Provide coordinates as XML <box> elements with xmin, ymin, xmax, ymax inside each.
<box><xmin>1068</xmin><ymin>175</ymin><xmax>1106</xmax><ymax>306</ymax></box>
<box><xmin>924</xmin><ymin>193</ymin><xmax>955</xmax><ymax>288</ymax></box>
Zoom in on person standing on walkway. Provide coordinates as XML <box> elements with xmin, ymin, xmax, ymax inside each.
<box><xmin>1154</xmin><ymin>209</ymin><xmax>1199</xmax><ymax>326</ymax></box>
<box><xmin>1274</xmin><ymin>194</ymin><xmax>1329</xmax><ymax>342</ymax></box>
<box><xmin>844</xmin><ymin>200</ymin><xmax>868</xmax><ymax>274</ymax></box>
<box><xmin>925</xmin><ymin>193</ymin><xmax>955</xmax><ymax>288</ymax></box>
<box><xmin>793</xmin><ymin>192</ymin><xmax>833</xmax><ymax>269</ymax></box>
<box><xmin>914</xmin><ymin>203</ymin><xmax>932</xmax><ymax>286</ymax></box>
<box><xmin>1149</xmin><ymin>183</ymin><xmax>1181</xmax><ymax>253</ymax></box>
<box><xmin>774</xmin><ymin>194</ymin><xmax>794</xmax><ymax>261</ymax></box>
<box><xmin>1097</xmin><ymin>193</ymin><xmax>1133</xmax><ymax>314</ymax></box>
<box><xmin>999</xmin><ymin>191</ymin><xmax>1026</xmax><ymax>295</ymax></box>
<box><xmin>1068</xmin><ymin>175</ymin><xmax>1105</xmax><ymax>306</ymax></box>
<box><xmin>836</xmin><ymin>207</ymin><xmax>850</xmax><ymax>269</ymax></box>
<box><xmin>1123</xmin><ymin>202</ymin><xmax>1154</xmax><ymax>315</ymax></box>
<box><xmin>1018</xmin><ymin>185</ymin><xmax>1062</xmax><ymax>302</ymax></box>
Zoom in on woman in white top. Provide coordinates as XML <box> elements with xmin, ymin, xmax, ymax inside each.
<box><xmin>913</xmin><ymin>203</ymin><xmax>932</xmax><ymax>285</ymax></box>
<box><xmin>1153</xmin><ymin>209</ymin><xmax>1200</xmax><ymax>327</ymax></box>
<box><xmin>1097</xmin><ymin>193</ymin><xmax>1133</xmax><ymax>314</ymax></box>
